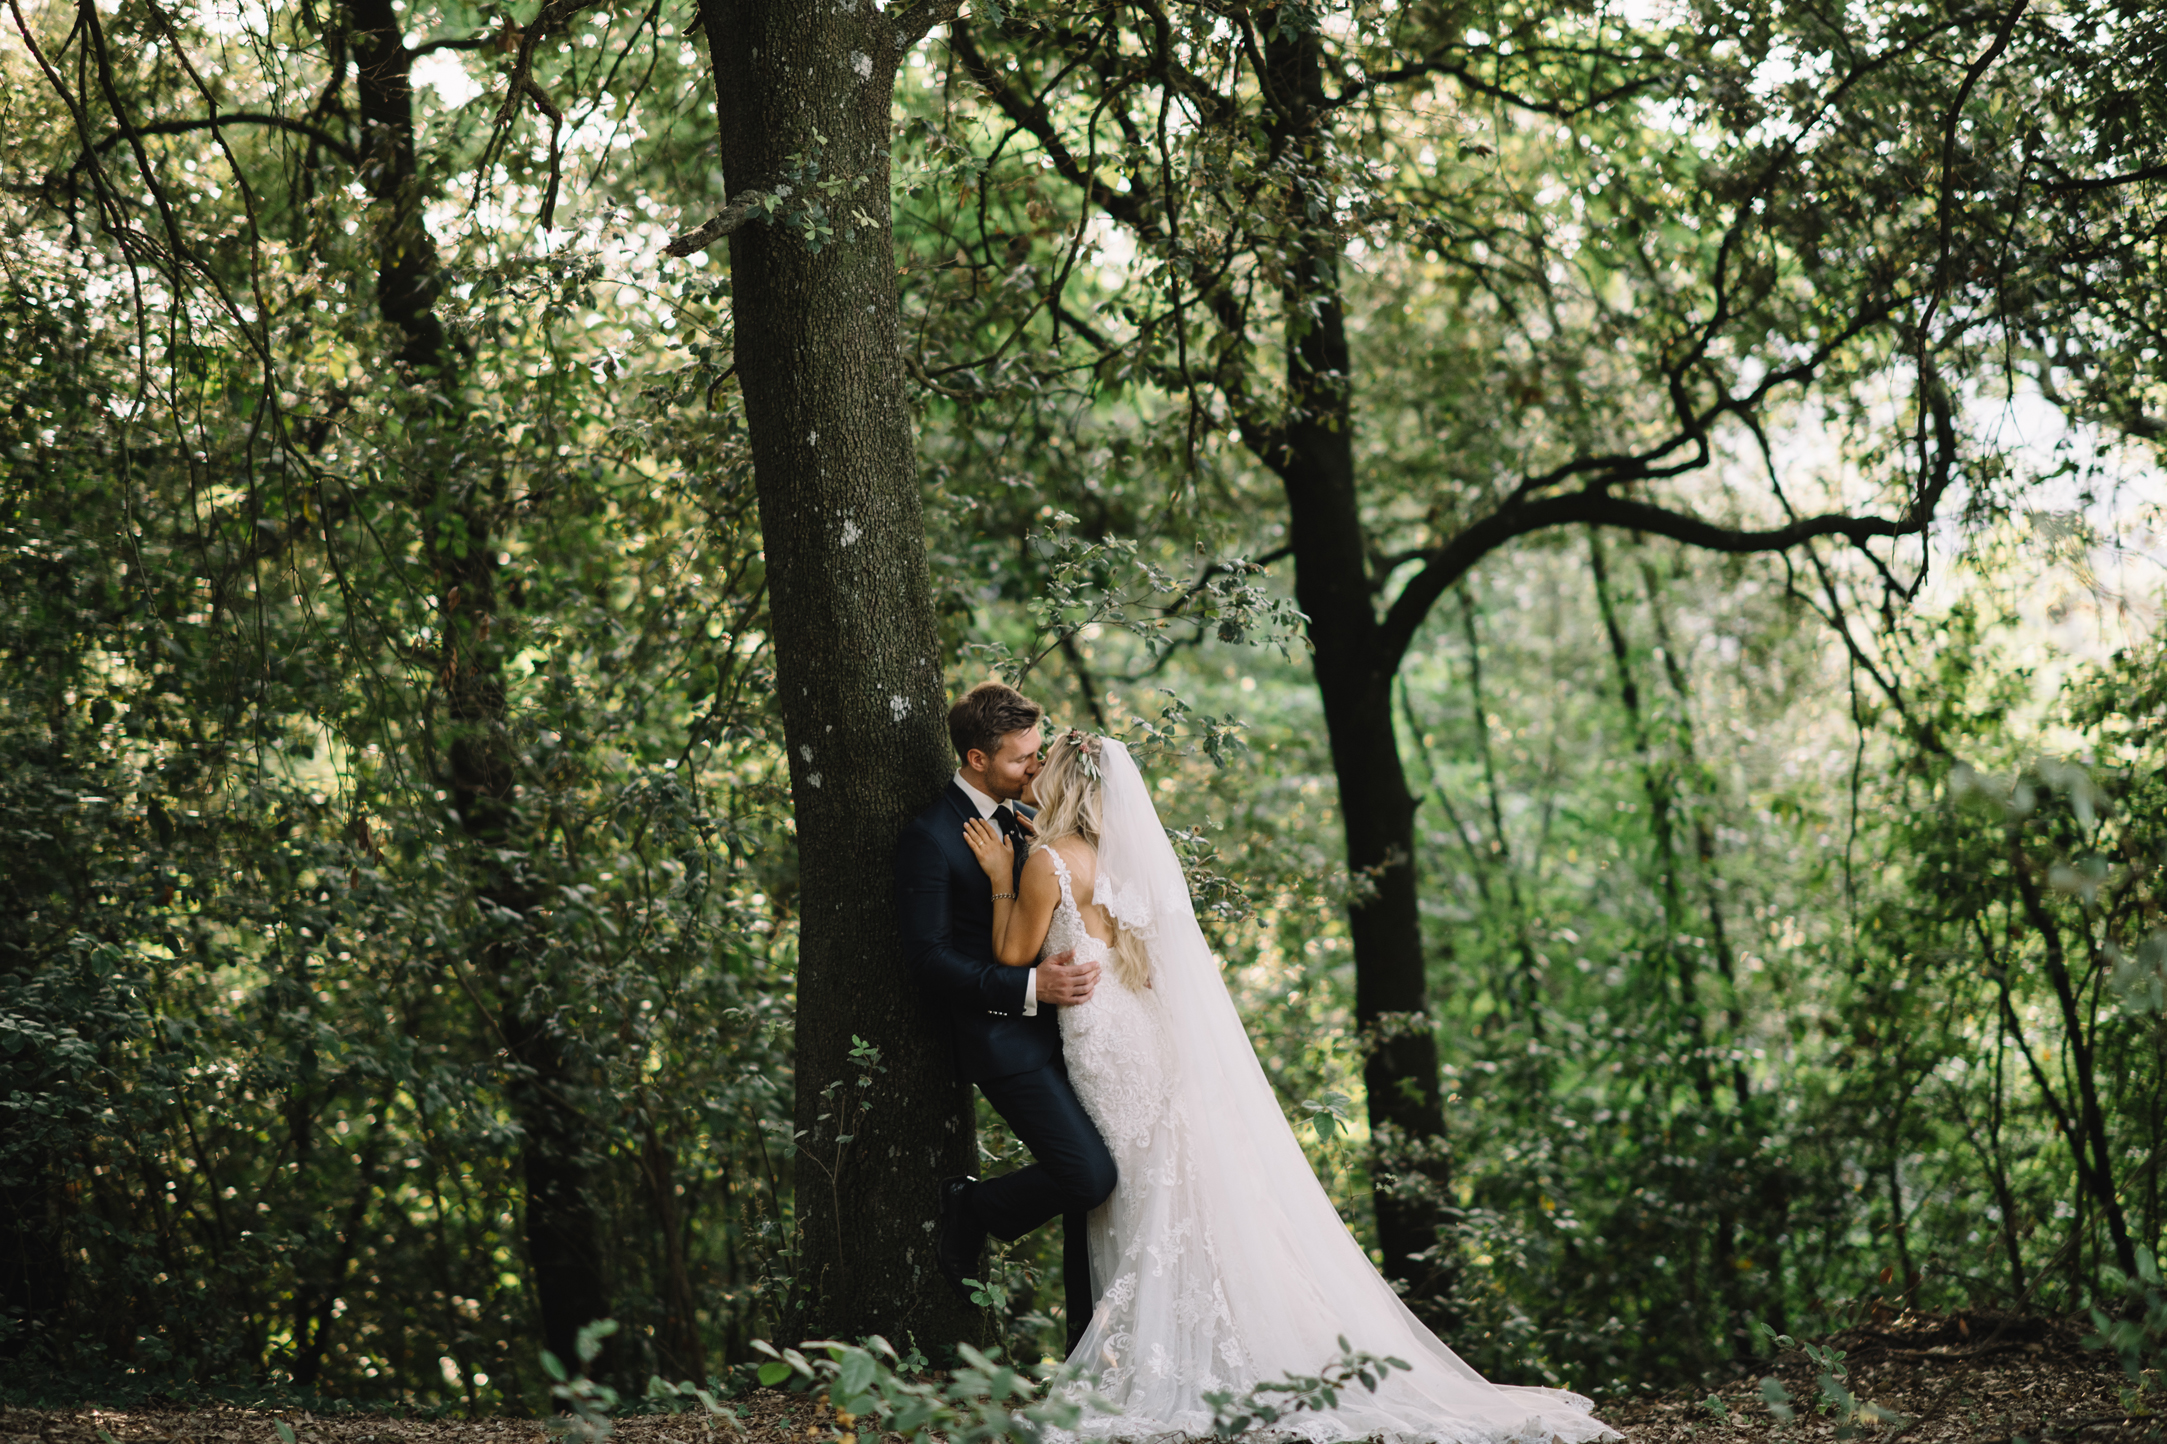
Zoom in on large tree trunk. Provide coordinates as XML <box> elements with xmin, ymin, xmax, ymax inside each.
<box><xmin>1258</xmin><ymin>21</ymin><xmax>1457</xmax><ymax>1327</ymax></box>
<box><xmin>692</xmin><ymin>0</ymin><xmax>980</xmax><ymax>1344</ymax></box>
<box><xmin>639</xmin><ymin>1120</ymin><xmax>706</xmax><ymax>1382</ymax></box>
<box><xmin>349</xmin><ymin>0</ymin><xmax>616</xmax><ymax>1376</ymax></box>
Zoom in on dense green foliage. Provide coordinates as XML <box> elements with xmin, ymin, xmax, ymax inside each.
<box><xmin>2</xmin><ymin>0</ymin><xmax>2164</xmax><ymax>1415</ymax></box>
<box><xmin>0</xmin><ymin>1</ymin><xmax>798</xmax><ymax>1396</ymax></box>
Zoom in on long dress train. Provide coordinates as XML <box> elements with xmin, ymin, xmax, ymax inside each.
<box><xmin>1039</xmin><ymin>753</ymin><xmax>1615</xmax><ymax>1444</ymax></box>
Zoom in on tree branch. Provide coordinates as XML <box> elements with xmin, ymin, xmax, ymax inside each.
<box><xmin>2041</xmin><ymin>161</ymin><xmax>2167</xmax><ymax>195</ymax></box>
<box><xmin>474</xmin><ymin>0</ymin><xmax>604</xmax><ymax>200</ymax></box>
<box><xmin>892</xmin><ymin>0</ymin><xmax>965</xmax><ymax>50</ymax></box>
<box><xmin>1376</xmin><ymin>492</ymin><xmax>1921</xmax><ymax>667</ymax></box>
<box><xmin>88</xmin><ymin>111</ymin><xmax>359</xmax><ymax>166</ymax></box>
<box><xmin>662</xmin><ymin>197</ymin><xmax>761</xmax><ymax>257</ymax></box>
<box><xmin>1334</xmin><ymin>54</ymin><xmax>1655</xmax><ymax>119</ymax></box>
<box><xmin>949</xmin><ymin>20</ymin><xmax>1158</xmax><ymax>237</ymax></box>
<box><xmin>410</xmin><ymin>33</ymin><xmax>495</xmax><ymax>58</ymax></box>
<box><xmin>1917</xmin><ymin>0</ymin><xmax>2030</xmax><ymax>348</ymax></box>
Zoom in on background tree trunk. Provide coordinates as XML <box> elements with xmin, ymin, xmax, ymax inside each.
<box><xmin>350</xmin><ymin>0</ymin><xmax>616</xmax><ymax>1375</ymax></box>
<box><xmin>1256</xmin><ymin>20</ymin><xmax>1457</xmax><ymax>1326</ymax></box>
<box><xmin>692</xmin><ymin>0</ymin><xmax>981</xmax><ymax>1344</ymax></box>
<box><xmin>0</xmin><ymin>918</ymin><xmax>70</xmax><ymax>1361</ymax></box>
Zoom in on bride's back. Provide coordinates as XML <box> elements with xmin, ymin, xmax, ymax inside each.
<box><xmin>1039</xmin><ymin>838</ymin><xmax>1117</xmax><ymax>946</ymax></box>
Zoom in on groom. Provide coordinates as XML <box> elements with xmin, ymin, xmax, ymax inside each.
<box><xmin>896</xmin><ymin>681</ymin><xmax>1113</xmax><ymax>1352</ymax></box>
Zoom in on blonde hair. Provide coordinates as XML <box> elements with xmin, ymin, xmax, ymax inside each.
<box><xmin>1031</xmin><ymin>731</ymin><xmax>1154</xmax><ymax>992</ymax></box>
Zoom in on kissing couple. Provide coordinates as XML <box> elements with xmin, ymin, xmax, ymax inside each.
<box><xmin>897</xmin><ymin>682</ymin><xmax>1615</xmax><ymax>1442</ymax></box>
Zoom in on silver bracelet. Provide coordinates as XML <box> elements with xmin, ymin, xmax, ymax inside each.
<box><xmin>992</xmin><ymin>891</ymin><xmax>1016</xmax><ymax>901</ymax></box>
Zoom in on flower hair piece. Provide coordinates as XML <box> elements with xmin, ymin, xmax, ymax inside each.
<box><xmin>1063</xmin><ymin>727</ymin><xmax>1104</xmax><ymax>782</ymax></box>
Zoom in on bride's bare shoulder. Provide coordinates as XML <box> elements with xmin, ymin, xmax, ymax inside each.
<box><xmin>1047</xmin><ymin>838</ymin><xmax>1099</xmax><ymax>886</ymax></box>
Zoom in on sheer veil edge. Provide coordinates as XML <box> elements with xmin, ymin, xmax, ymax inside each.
<box><xmin>1078</xmin><ymin>739</ymin><xmax>1615</xmax><ymax>1444</ymax></box>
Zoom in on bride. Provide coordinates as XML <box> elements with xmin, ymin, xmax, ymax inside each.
<box><xmin>959</xmin><ymin>730</ymin><xmax>1615</xmax><ymax>1444</ymax></box>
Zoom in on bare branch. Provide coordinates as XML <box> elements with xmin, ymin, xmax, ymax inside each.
<box><xmin>1917</xmin><ymin>0</ymin><xmax>2030</xmax><ymax>347</ymax></box>
<box><xmin>474</xmin><ymin>0</ymin><xmax>604</xmax><ymax>205</ymax></box>
<box><xmin>1376</xmin><ymin>491</ymin><xmax>1924</xmax><ymax>667</ymax></box>
<box><xmin>89</xmin><ymin>111</ymin><xmax>359</xmax><ymax>166</ymax></box>
<box><xmin>662</xmin><ymin>198</ymin><xmax>762</xmax><ymax>257</ymax></box>
<box><xmin>949</xmin><ymin>20</ymin><xmax>1158</xmax><ymax>237</ymax></box>
<box><xmin>410</xmin><ymin>32</ymin><xmax>495</xmax><ymax>58</ymax></box>
<box><xmin>892</xmin><ymin>0</ymin><xmax>966</xmax><ymax>50</ymax></box>
<box><xmin>1334</xmin><ymin>54</ymin><xmax>1655</xmax><ymax>118</ymax></box>
<box><xmin>2042</xmin><ymin>161</ymin><xmax>2167</xmax><ymax>195</ymax></box>
<box><xmin>523</xmin><ymin>76</ymin><xmax>566</xmax><ymax>228</ymax></box>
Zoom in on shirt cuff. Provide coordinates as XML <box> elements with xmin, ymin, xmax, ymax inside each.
<box><xmin>1023</xmin><ymin>968</ymin><xmax>1039</xmax><ymax>1017</ymax></box>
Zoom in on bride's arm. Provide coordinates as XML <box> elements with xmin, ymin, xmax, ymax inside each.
<box><xmin>993</xmin><ymin>849</ymin><xmax>1061</xmax><ymax>966</ymax></box>
<box><xmin>960</xmin><ymin>821</ymin><xmax>1060</xmax><ymax>967</ymax></box>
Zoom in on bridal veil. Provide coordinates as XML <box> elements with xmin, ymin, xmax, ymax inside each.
<box><xmin>1070</xmin><ymin>738</ymin><xmax>1614</xmax><ymax>1444</ymax></box>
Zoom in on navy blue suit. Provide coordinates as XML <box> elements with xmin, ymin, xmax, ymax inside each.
<box><xmin>897</xmin><ymin>781</ymin><xmax>1115</xmax><ymax>1345</ymax></box>
<box><xmin>896</xmin><ymin>783</ymin><xmax>1061</xmax><ymax>1082</ymax></box>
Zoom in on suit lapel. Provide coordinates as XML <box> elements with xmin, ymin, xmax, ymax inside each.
<box><xmin>941</xmin><ymin>780</ymin><xmax>979</xmax><ymax>825</ymax></box>
<box><xmin>939</xmin><ymin>783</ymin><xmax>987</xmax><ymax>891</ymax></box>
<box><xmin>939</xmin><ymin>781</ymin><xmax>1027</xmax><ymax>893</ymax></box>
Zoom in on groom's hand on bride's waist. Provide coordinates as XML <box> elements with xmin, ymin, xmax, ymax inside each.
<box><xmin>1035</xmin><ymin>949</ymin><xmax>1099</xmax><ymax>1006</ymax></box>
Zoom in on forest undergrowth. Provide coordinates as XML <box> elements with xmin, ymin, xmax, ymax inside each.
<box><xmin>1</xmin><ymin>1310</ymin><xmax>2158</xmax><ymax>1444</ymax></box>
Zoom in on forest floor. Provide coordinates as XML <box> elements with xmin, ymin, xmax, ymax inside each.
<box><xmin>1602</xmin><ymin>1311</ymin><xmax>2153</xmax><ymax>1443</ymax></box>
<box><xmin>2</xmin><ymin>1313</ymin><xmax>2154</xmax><ymax>1444</ymax></box>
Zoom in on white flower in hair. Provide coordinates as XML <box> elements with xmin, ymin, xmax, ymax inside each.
<box><xmin>1064</xmin><ymin>727</ymin><xmax>1104</xmax><ymax>782</ymax></box>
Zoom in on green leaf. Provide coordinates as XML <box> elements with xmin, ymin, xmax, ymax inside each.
<box><xmin>836</xmin><ymin>1349</ymin><xmax>876</xmax><ymax>1398</ymax></box>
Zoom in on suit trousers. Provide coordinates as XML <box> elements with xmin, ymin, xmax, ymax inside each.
<box><xmin>971</xmin><ymin>1059</ymin><xmax>1117</xmax><ymax>1349</ymax></box>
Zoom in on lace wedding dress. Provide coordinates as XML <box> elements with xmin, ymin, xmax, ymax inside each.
<box><xmin>1043</xmin><ymin>743</ymin><xmax>1614</xmax><ymax>1444</ymax></box>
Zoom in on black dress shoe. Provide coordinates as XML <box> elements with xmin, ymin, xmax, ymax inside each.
<box><xmin>934</xmin><ymin>1174</ymin><xmax>985</xmax><ymax>1301</ymax></box>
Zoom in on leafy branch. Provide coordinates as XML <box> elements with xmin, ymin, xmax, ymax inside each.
<box><xmin>752</xmin><ymin>1335</ymin><xmax>1092</xmax><ymax>1444</ymax></box>
<box><xmin>1202</xmin><ymin>1337</ymin><xmax>1412</xmax><ymax>1437</ymax></box>
<box><xmin>667</xmin><ymin>131</ymin><xmax>880</xmax><ymax>258</ymax></box>
<box><xmin>969</xmin><ymin>523</ymin><xmax>1305</xmax><ymax>690</ymax></box>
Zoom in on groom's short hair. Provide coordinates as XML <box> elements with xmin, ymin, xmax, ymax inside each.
<box><xmin>949</xmin><ymin>681</ymin><xmax>1043</xmax><ymax>764</ymax></box>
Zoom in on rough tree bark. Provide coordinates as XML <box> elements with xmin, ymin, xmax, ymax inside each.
<box><xmin>686</xmin><ymin>0</ymin><xmax>982</xmax><ymax>1343</ymax></box>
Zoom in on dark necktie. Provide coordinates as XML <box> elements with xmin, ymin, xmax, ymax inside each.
<box><xmin>993</xmin><ymin>805</ymin><xmax>1023</xmax><ymax>840</ymax></box>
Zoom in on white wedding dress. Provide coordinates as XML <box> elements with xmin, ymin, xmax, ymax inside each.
<box><xmin>1041</xmin><ymin>742</ymin><xmax>1614</xmax><ymax>1444</ymax></box>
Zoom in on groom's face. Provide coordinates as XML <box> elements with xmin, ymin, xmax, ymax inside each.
<box><xmin>977</xmin><ymin>725</ymin><xmax>1044</xmax><ymax>802</ymax></box>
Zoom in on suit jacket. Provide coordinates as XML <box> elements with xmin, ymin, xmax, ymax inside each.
<box><xmin>897</xmin><ymin>781</ymin><xmax>1061</xmax><ymax>1084</ymax></box>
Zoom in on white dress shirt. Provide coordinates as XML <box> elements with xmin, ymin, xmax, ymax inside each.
<box><xmin>954</xmin><ymin>770</ymin><xmax>1040</xmax><ymax>1016</ymax></box>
